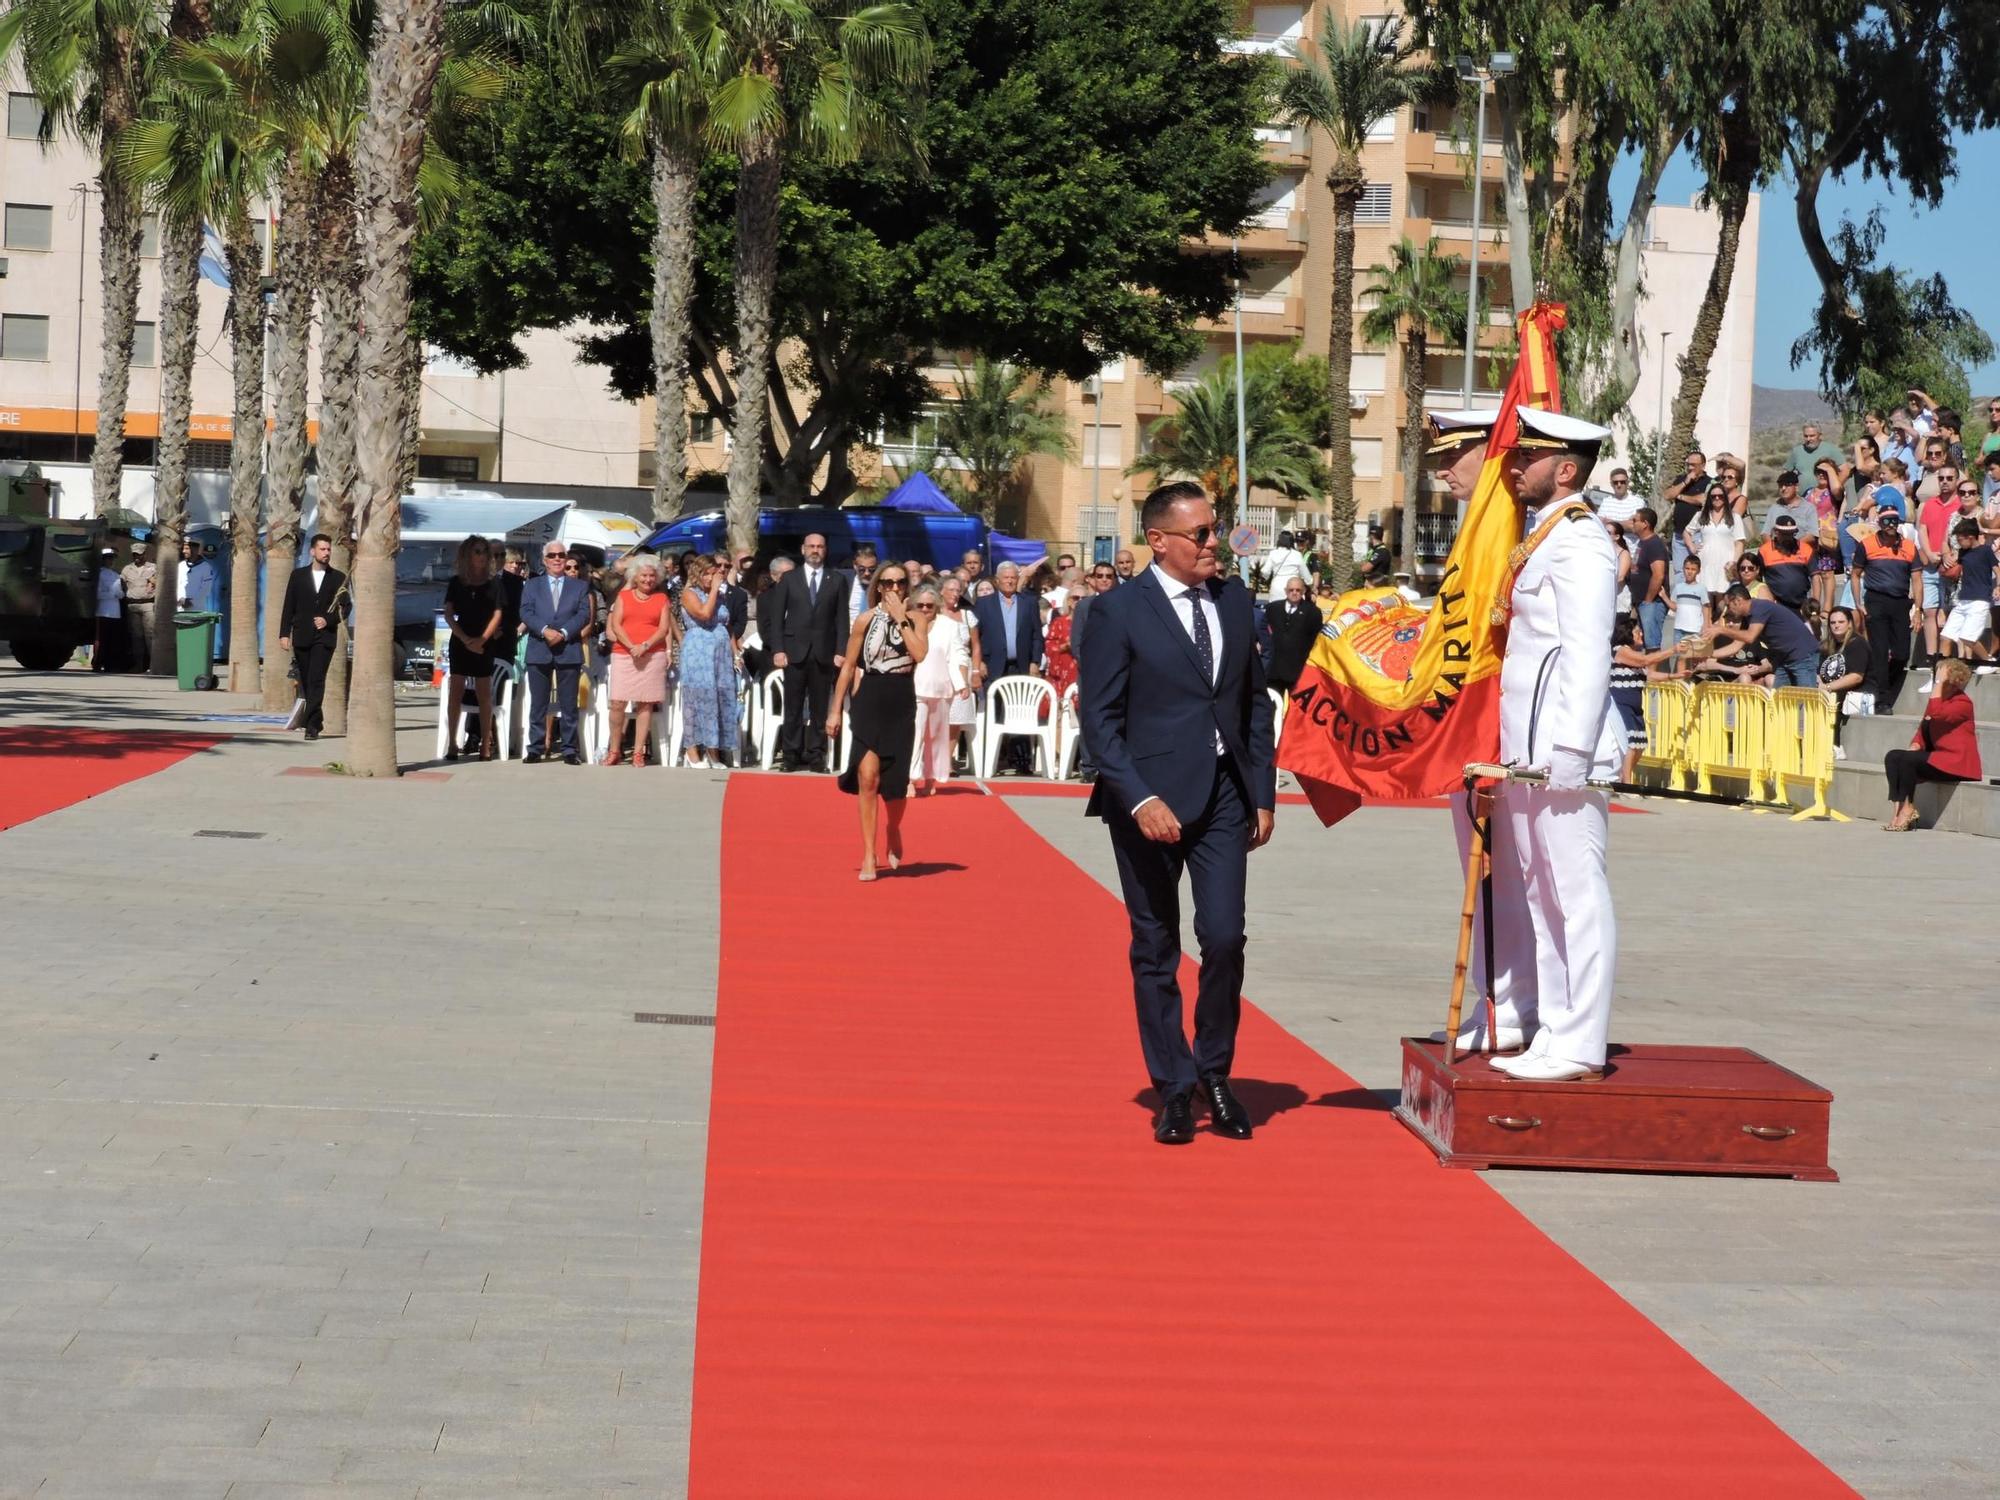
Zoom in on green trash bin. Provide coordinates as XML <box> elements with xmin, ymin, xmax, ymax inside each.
<box><xmin>173</xmin><ymin>611</ymin><xmax>221</xmax><ymax>691</ymax></box>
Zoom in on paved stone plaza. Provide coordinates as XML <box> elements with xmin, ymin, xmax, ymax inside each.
<box><xmin>1</xmin><ymin>663</ymin><xmax>1994</xmax><ymax>1497</ymax></box>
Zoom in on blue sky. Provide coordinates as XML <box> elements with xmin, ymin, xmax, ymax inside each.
<box><xmin>1635</xmin><ymin>131</ymin><xmax>2000</xmax><ymax>395</ymax></box>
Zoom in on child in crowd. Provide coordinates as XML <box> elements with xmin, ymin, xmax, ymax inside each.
<box><xmin>1941</xmin><ymin>516</ymin><xmax>1995</xmax><ymax>665</ymax></box>
<box><xmin>1672</xmin><ymin>553</ymin><xmax>1709</xmax><ymax>644</ymax></box>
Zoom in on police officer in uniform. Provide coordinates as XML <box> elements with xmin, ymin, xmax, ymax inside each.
<box><xmin>1466</xmin><ymin>408</ymin><xmax>1622</xmax><ymax>1081</ymax></box>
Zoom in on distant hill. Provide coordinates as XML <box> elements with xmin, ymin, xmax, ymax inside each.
<box><xmin>1753</xmin><ymin>384</ymin><xmax>1840</xmax><ymax>432</ymax></box>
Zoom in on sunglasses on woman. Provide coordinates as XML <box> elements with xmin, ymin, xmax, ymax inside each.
<box><xmin>879</xmin><ymin>577</ymin><xmax>907</xmax><ymax>590</ymax></box>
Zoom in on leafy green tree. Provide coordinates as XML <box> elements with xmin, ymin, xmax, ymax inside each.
<box><xmin>926</xmin><ymin>358</ymin><xmax>1072</xmax><ymax>528</ymax></box>
<box><xmin>1361</xmin><ymin>237</ymin><xmax>1465</xmax><ymax>577</ymax></box>
<box><xmin>0</xmin><ymin>0</ymin><xmax>171</xmax><ymax>514</ymax></box>
<box><xmin>1278</xmin><ymin>8</ymin><xmax>1423</xmax><ymax>592</ymax></box>
<box><xmin>413</xmin><ymin>0</ymin><xmax>1271</xmax><ymax>507</ymax></box>
<box><xmin>1130</xmin><ymin>357</ymin><xmax>1328</xmax><ymax>532</ymax></box>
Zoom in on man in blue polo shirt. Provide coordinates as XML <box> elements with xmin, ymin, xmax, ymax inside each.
<box><xmin>1708</xmin><ymin>583</ymin><xmax>1823</xmax><ymax>686</ymax></box>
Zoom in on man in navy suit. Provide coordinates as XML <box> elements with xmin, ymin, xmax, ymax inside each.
<box><xmin>971</xmin><ymin>560</ymin><xmax>1046</xmax><ymax>773</ymax></box>
<box><xmin>520</xmin><ymin>542</ymin><xmax>592</xmax><ymax>763</ymax></box>
<box><xmin>1079</xmin><ymin>481</ymin><xmax>1277</xmax><ymax>1145</ymax></box>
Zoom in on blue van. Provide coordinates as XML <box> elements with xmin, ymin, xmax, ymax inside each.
<box><xmin>641</xmin><ymin>506</ymin><xmax>986</xmax><ymax>571</ymax></box>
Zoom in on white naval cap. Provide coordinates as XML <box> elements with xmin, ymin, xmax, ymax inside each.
<box><xmin>1425</xmin><ymin>409</ymin><xmax>1498</xmax><ymax>457</ymax></box>
<box><xmin>1515</xmin><ymin>407</ymin><xmax>1612</xmax><ymax>463</ymax></box>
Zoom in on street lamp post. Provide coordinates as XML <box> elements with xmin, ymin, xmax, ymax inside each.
<box><xmin>1657</xmin><ymin>329</ymin><xmax>1674</xmax><ymax>475</ymax></box>
<box><xmin>1454</xmin><ymin>52</ymin><xmax>1514</xmax><ymax>407</ymax></box>
<box><xmin>1232</xmin><ymin>236</ymin><xmax>1248</xmax><ymax>576</ymax></box>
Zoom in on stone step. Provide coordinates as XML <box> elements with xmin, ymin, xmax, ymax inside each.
<box><xmin>1839</xmin><ymin>712</ymin><xmax>2000</xmax><ymax>767</ymax></box>
<box><xmin>1829</xmin><ymin>761</ymin><xmax>2000</xmax><ymax>836</ymax></box>
<box><xmin>1890</xmin><ymin>667</ymin><xmax>2000</xmax><ymax>717</ymax></box>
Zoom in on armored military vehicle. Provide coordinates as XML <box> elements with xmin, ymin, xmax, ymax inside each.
<box><xmin>1</xmin><ymin>468</ymin><xmax>106</xmax><ymax>670</ymax></box>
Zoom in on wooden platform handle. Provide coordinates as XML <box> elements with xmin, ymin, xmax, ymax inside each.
<box><xmin>1487</xmin><ymin>1115</ymin><xmax>1541</xmax><ymax>1131</ymax></box>
<box><xmin>1741</xmin><ymin>1124</ymin><xmax>1798</xmax><ymax>1140</ymax></box>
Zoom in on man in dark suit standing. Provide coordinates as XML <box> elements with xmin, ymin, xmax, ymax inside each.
<box><xmin>1079</xmin><ymin>482</ymin><xmax>1277</xmax><ymax>1145</ymax></box>
<box><xmin>520</xmin><ymin>542</ymin><xmax>592</xmax><ymax>763</ymax></box>
<box><xmin>1262</xmin><ymin>573</ymin><xmax>1322</xmax><ymax>691</ymax></box>
<box><xmin>762</xmin><ymin>532</ymin><xmax>848</xmax><ymax>771</ymax></box>
<box><xmin>279</xmin><ymin>533</ymin><xmax>346</xmax><ymax>741</ymax></box>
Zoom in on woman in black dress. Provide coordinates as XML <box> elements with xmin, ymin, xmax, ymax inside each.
<box><xmin>828</xmin><ymin>565</ymin><xmax>929</xmax><ymax>881</ymax></box>
<box><xmin>443</xmin><ymin>534</ymin><xmax>503</xmax><ymax>761</ymax></box>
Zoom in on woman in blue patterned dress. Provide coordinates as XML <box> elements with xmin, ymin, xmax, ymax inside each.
<box><xmin>677</xmin><ymin>553</ymin><xmax>740</xmax><ymax>768</ymax></box>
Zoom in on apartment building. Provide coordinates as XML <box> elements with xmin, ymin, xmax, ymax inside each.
<box><xmin>1</xmin><ymin>81</ymin><xmax>649</xmax><ymax>513</ymax></box>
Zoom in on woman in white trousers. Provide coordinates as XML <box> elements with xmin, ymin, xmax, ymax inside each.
<box><xmin>909</xmin><ymin>581</ymin><xmax>971</xmax><ymax>793</ymax></box>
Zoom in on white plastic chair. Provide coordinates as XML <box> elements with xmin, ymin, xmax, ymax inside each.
<box><xmin>1056</xmin><ymin>682</ymin><xmax>1083</xmax><ymax>779</ymax></box>
<box><xmin>757</xmin><ymin>671</ymin><xmax>785</xmax><ymax>769</ymax></box>
<box><xmin>980</xmin><ymin>675</ymin><xmax>1058</xmax><ymax>778</ymax></box>
<box><xmin>434</xmin><ymin>677</ymin><xmax>513</xmax><ymax>762</ymax></box>
<box><xmin>585</xmin><ymin>689</ymin><xmax>664</xmax><ymax>765</ymax></box>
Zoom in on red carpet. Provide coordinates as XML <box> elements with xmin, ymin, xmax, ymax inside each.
<box><xmin>691</xmin><ymin>777</ymin><xmax>1853</xmax><ymax>1498</ymax></box>
<box><xmin>0</xmin><ymin>727</ymin><xmax>221</xmax><ymax>832</ymax></box>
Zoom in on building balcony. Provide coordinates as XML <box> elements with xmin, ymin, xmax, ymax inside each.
<box><xmin>1233</xmin><ymin>208</ymin><xmax>1308</xmax><ymax>256</ymax></box>
<box><xmin>1254</xmin><ymin>122</ymin><xmax>1310</xmax><ymax>166</ymax></box>
<box><xmin>1194</xmin><ymin>293</ymin><xmax>1306</xmax><ymax>340</ymax></box>
<box><xmin>1404</xmin><ymin>131</ymin><xmax>1506</xmax><ymax>181</ymax></box>
<box><xmin>1222</xmin><ymin>32</ymin><xmax>1300</xmax><ymax>57</ymax></box>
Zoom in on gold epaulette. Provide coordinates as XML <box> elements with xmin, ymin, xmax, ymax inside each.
<box><xmin>1490</xmin><ymin>500</ymin><xmax>1596</xmax><ymax>629</ymax></box>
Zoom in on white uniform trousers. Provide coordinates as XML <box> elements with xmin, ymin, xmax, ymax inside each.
<box><xmin>1450</xmin><ymin>794</ymin><xmax>1539</xmax><ymax>1037</ymax></box>
<box><xmin>1499</xmin><ymin>782</ymin><xmax>1615</xmax><ymax>1068</ymax></box>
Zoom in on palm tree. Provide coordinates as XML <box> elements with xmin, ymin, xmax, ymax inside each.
<box><xmin>1130</xmin><ymin>360</ymin><xmax>1327</xmax><ymax>529</ymax></box>
<box><xmin>1361</xmin><ymin>237</ymin><xmax>1465</xmax><ymax>586</ymax></box>
<box><xmin>929</xmin><ymin>358</ymin><xmax>1072</xmax><ymax>528</ymax></box>
<box><xmin>0</xmin><ymin>0</ymin><xmax>171</xmax><ymax>515</ymax></box>
<box><xmin>1279</xmin><ymin>8</ymin><xmax>1422</xmax><ymax>592</ymax></box>
<box><xmin>705</xmin><ymin>0</ymin><xmax>931</xmax><ymax>556</ymax></box>
<box><xmin>345</xmin><ymin>0</ymin><xmax>453</xmax><ymax>777</ymax></box>
<box><xmin>561</xmin><ymin>0</ymin><xmax>728</xmax><ymax>522</ymax></box>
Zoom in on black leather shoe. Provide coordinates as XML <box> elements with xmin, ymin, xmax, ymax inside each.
<box><xmin>1153</xmin><ymin>1088</ymin><xmax>1196</xmax><ymax>1146</ymax></box>
<box><xmin>523</xmin><ymin>751</ymin><xmax>544</xmax><ymax>764</ymax></box>
<box><xmin>1200</xmin><ymin>1074</ymin><xmax>1253</xmax><ymax>1139</ymax></box>
<box><xmin>562</xmin><ymin>752</ymin><xmax>581</xmax><ymax>766</ymax></box>
<box><xmin>304</xmin><ymin>730</ymin><xmax>320</xmax><ymax>741</ymax></box>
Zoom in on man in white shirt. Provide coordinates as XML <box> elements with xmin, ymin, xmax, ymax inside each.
<box><xmin>93</xmin><ymin>550</ymin><xmax>124</xmax><ymax>672</ymax></box>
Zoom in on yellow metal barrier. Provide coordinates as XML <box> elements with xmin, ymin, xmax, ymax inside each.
<box><xmin>1638</xmin><ymin>680</ymin><xmax>1697</xmax><ymax>789</ymax></box>
<box><xmin>1690</xmin><ymin>682</ymin><xmax>1777</xmax><ymax>803</ymax></box>
<box><xmin>1769</xmin><ymin>686</ymin><xmax>1849</xmax><ymax>821</ymax></box>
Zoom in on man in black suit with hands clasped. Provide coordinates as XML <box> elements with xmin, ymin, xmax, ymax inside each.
<box><xmin>762</xmin><ymin>532</ymin><xmax>848</xmax><ymax>771</ymax></box>
<box><xmin>280</xmin><ymin>533</ymin><xmax>346</xmax><ymax>741</ymax></box>
<box><xmin>1079</xmin><ymin>481</ymin><xmax>1277</xmax><ymax>1146</ymax></box>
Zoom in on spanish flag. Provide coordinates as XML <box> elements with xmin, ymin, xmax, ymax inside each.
<box><xmin>1278</xmin><ymin>304</ymin><xmax>1567</xmax><ymax>825</ymax></box>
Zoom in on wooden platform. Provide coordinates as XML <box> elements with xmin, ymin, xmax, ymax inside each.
<box><xmin>1394</xmin><ymin>1038</ymin><xmax>1838</xmax><ymax>1181</ymax></box>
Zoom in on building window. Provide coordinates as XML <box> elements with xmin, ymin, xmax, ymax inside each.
<box><xmin>1365</xmin><ymin>111</ymin><xmax>1397</xmax><ymax>143</ymax></box>
<box><xmin>1355</xmin><ymin>183</ymin><xmax>1392</xmax><ymax>223</ymax></box>
<box><xmin>3</xmin><ymin>203</ymin><xmax>53</xmax><ymax>251</ymax></box>
<box><xmin>6</xmin><ymin>93</ymin><xmax>46</xmax><ymax>139</ymax></box>
<box><xmin>188</xmin><ymin>439</ymin><xmax>232</xmax><ymax>471</ymax></box>
<box><xmin>1349</xmin><ymin>352</ymin><xmax>1386</xmax><ymax>395</ymax></box>
<box><xmin>1082</xmin><ymin>421</ymin><xmax>1122</xmax><ymax>468</ymax></box>
<box><xmin>1351</xmin><ymin>437</ymin><xmax>1385</xmax><ymax>478</ymax></box>
<box><xmin>691</xmin><ymin>412</ymin><xmax>717</xmax><ymax>444</ymax></box>
<box><xmin>139</xmin><ymin>213</ymin><xmax>160</xmax><ymax>258</ymax></box>
<box><xmin>1</xmin><ymin>313</ymin><xmax>51</xmax><ymax>361</ymax></box>
<box><xmin>131</xmin><ymin>322</ymin><xmax>156</xmax><ymax>368</ymax></box>
<box><xmin>417</xmin><ymin>453</ymin><xmax>481</xmax><ymax>481</ymax></box>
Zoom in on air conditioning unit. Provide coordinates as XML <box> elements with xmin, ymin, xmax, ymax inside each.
<box><xmin>1081</xmin><ymin>375</ymin><xmax>1102</xmax><ymax>399</ymax></box>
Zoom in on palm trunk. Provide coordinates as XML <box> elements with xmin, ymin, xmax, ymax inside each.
<box><xmin>261</xmin><ymin>155</ymin><xmax>313</xmax><ymax>710</ymax></box>
<box><xmin>150</xmin><ymin>214</ymin><xmax>202</xmax><ymax>674</ymax></box>
<box><xmin>1322</xmin><ymin>167</ymin><xmax>1359</xmax><ymax>594</ymax></box>
<box><xmin>395</xmin><ymin>331</ymin><xmax>423</xmax><ymax>493</ymax></box>
<box><xmin>726</xmin><ymin>120</ymin><xmax>782</xmax><ymax>557</ymax></box>
<box><xmin>1497</xmin><ymin>86</ymin><xmax>1536</xmax><ymax>317</ymax></box>
<box><xmin>224</xmin><ymin>215</ymin><xmax>266</xmax><ymax>695</ymax></box>
<box><xmin>348</xmin><ymin>0</ymin><xmax>451</xmax><ymax>776</ymax></box>
<box><xmin>315</xmin><ymin>158</ymin><xmax>360</xmax><ymax>734</ymax></box>
<box><xmin>1664</xmin><ymin>170</ymin><xmax>1752</xmax><ymax>472</ymax></box>
<box><xmin>650</xmin><ymin>133</ymin><xmax>698</xmax><ymax>523</ymax></box>
<box><xmin>1597</xmin><ymin>122</ymin><xmax>1681</xmax><ymax>424</ymax></box>
<box><xmin>1398</xmin><ymin>325</ymin><xmax>1426</xmax><ymax>581</ymax></box>
<box><xmin>91</xmin><ymin>162</ymin><xmax>144</xmax><ymax>515</ymax></box>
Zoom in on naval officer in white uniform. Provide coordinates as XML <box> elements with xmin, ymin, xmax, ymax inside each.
<box><xmin>1472</xmin><ymin>407</ymin><xmax>1623</xmax><ymax>1081</ymax></box>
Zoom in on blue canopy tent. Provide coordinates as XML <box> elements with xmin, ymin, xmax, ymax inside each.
<box><xmin>877</xmin><ymin>472</ymin><xmax>961</xmax><ymax>515</ymax></box>
<box><xmin>987</xmin><ymin>532</ymin><xmax>1047</xmax><ymax>569</ymax></box>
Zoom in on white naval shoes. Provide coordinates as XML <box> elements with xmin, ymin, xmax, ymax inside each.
<box><xmin>1430</xmin><ymin>1022</ymin><xmax>1527</xmax><ymax>1055</ymax></box>
<box><xmin>1488</xmin><ymin>1051</ymin><xmax>1605</xmax><ymax>1083</ymax></box>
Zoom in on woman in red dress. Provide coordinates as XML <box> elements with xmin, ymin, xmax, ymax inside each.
<box><xmin>1883</xmin><ymin>657</ymin><xmax>1982</xmax><ymax>831</ymax></box>
<box><xmin>1043</xmin><ymin>601</ymin><xmax>1078</xmax><ymax>701</ymax></box>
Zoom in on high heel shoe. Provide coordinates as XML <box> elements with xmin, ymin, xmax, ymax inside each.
<box><xmin>445</xmin><ymin>747</ymin><xmax>460</xmax><ymax>763</ymax></box>
<box><xmin>858</xmin><ymin>866</ymin><xmax>877</xmax><ymax>882</ymax></box>
<box><xmin>632</xmin><ymin>747</ymin><xmax>648</xmax><ymax>768</ymax></box>
<box><xmin>601</xmin><ymin>749</ymin><xmax>623</xmax><ymax>767</ymax></box>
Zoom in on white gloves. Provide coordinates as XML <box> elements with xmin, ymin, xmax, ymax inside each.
<box><xmin>1544</xmin><ymin>747</ymin><xmax>1592</xmax><ymax>791</ymax></box>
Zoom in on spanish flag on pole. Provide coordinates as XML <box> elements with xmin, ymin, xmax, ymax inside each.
<box><xmin>1278</xmin><ymin>303</ymin><xmax>1568</xmax><ymax>825</ymax></box>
